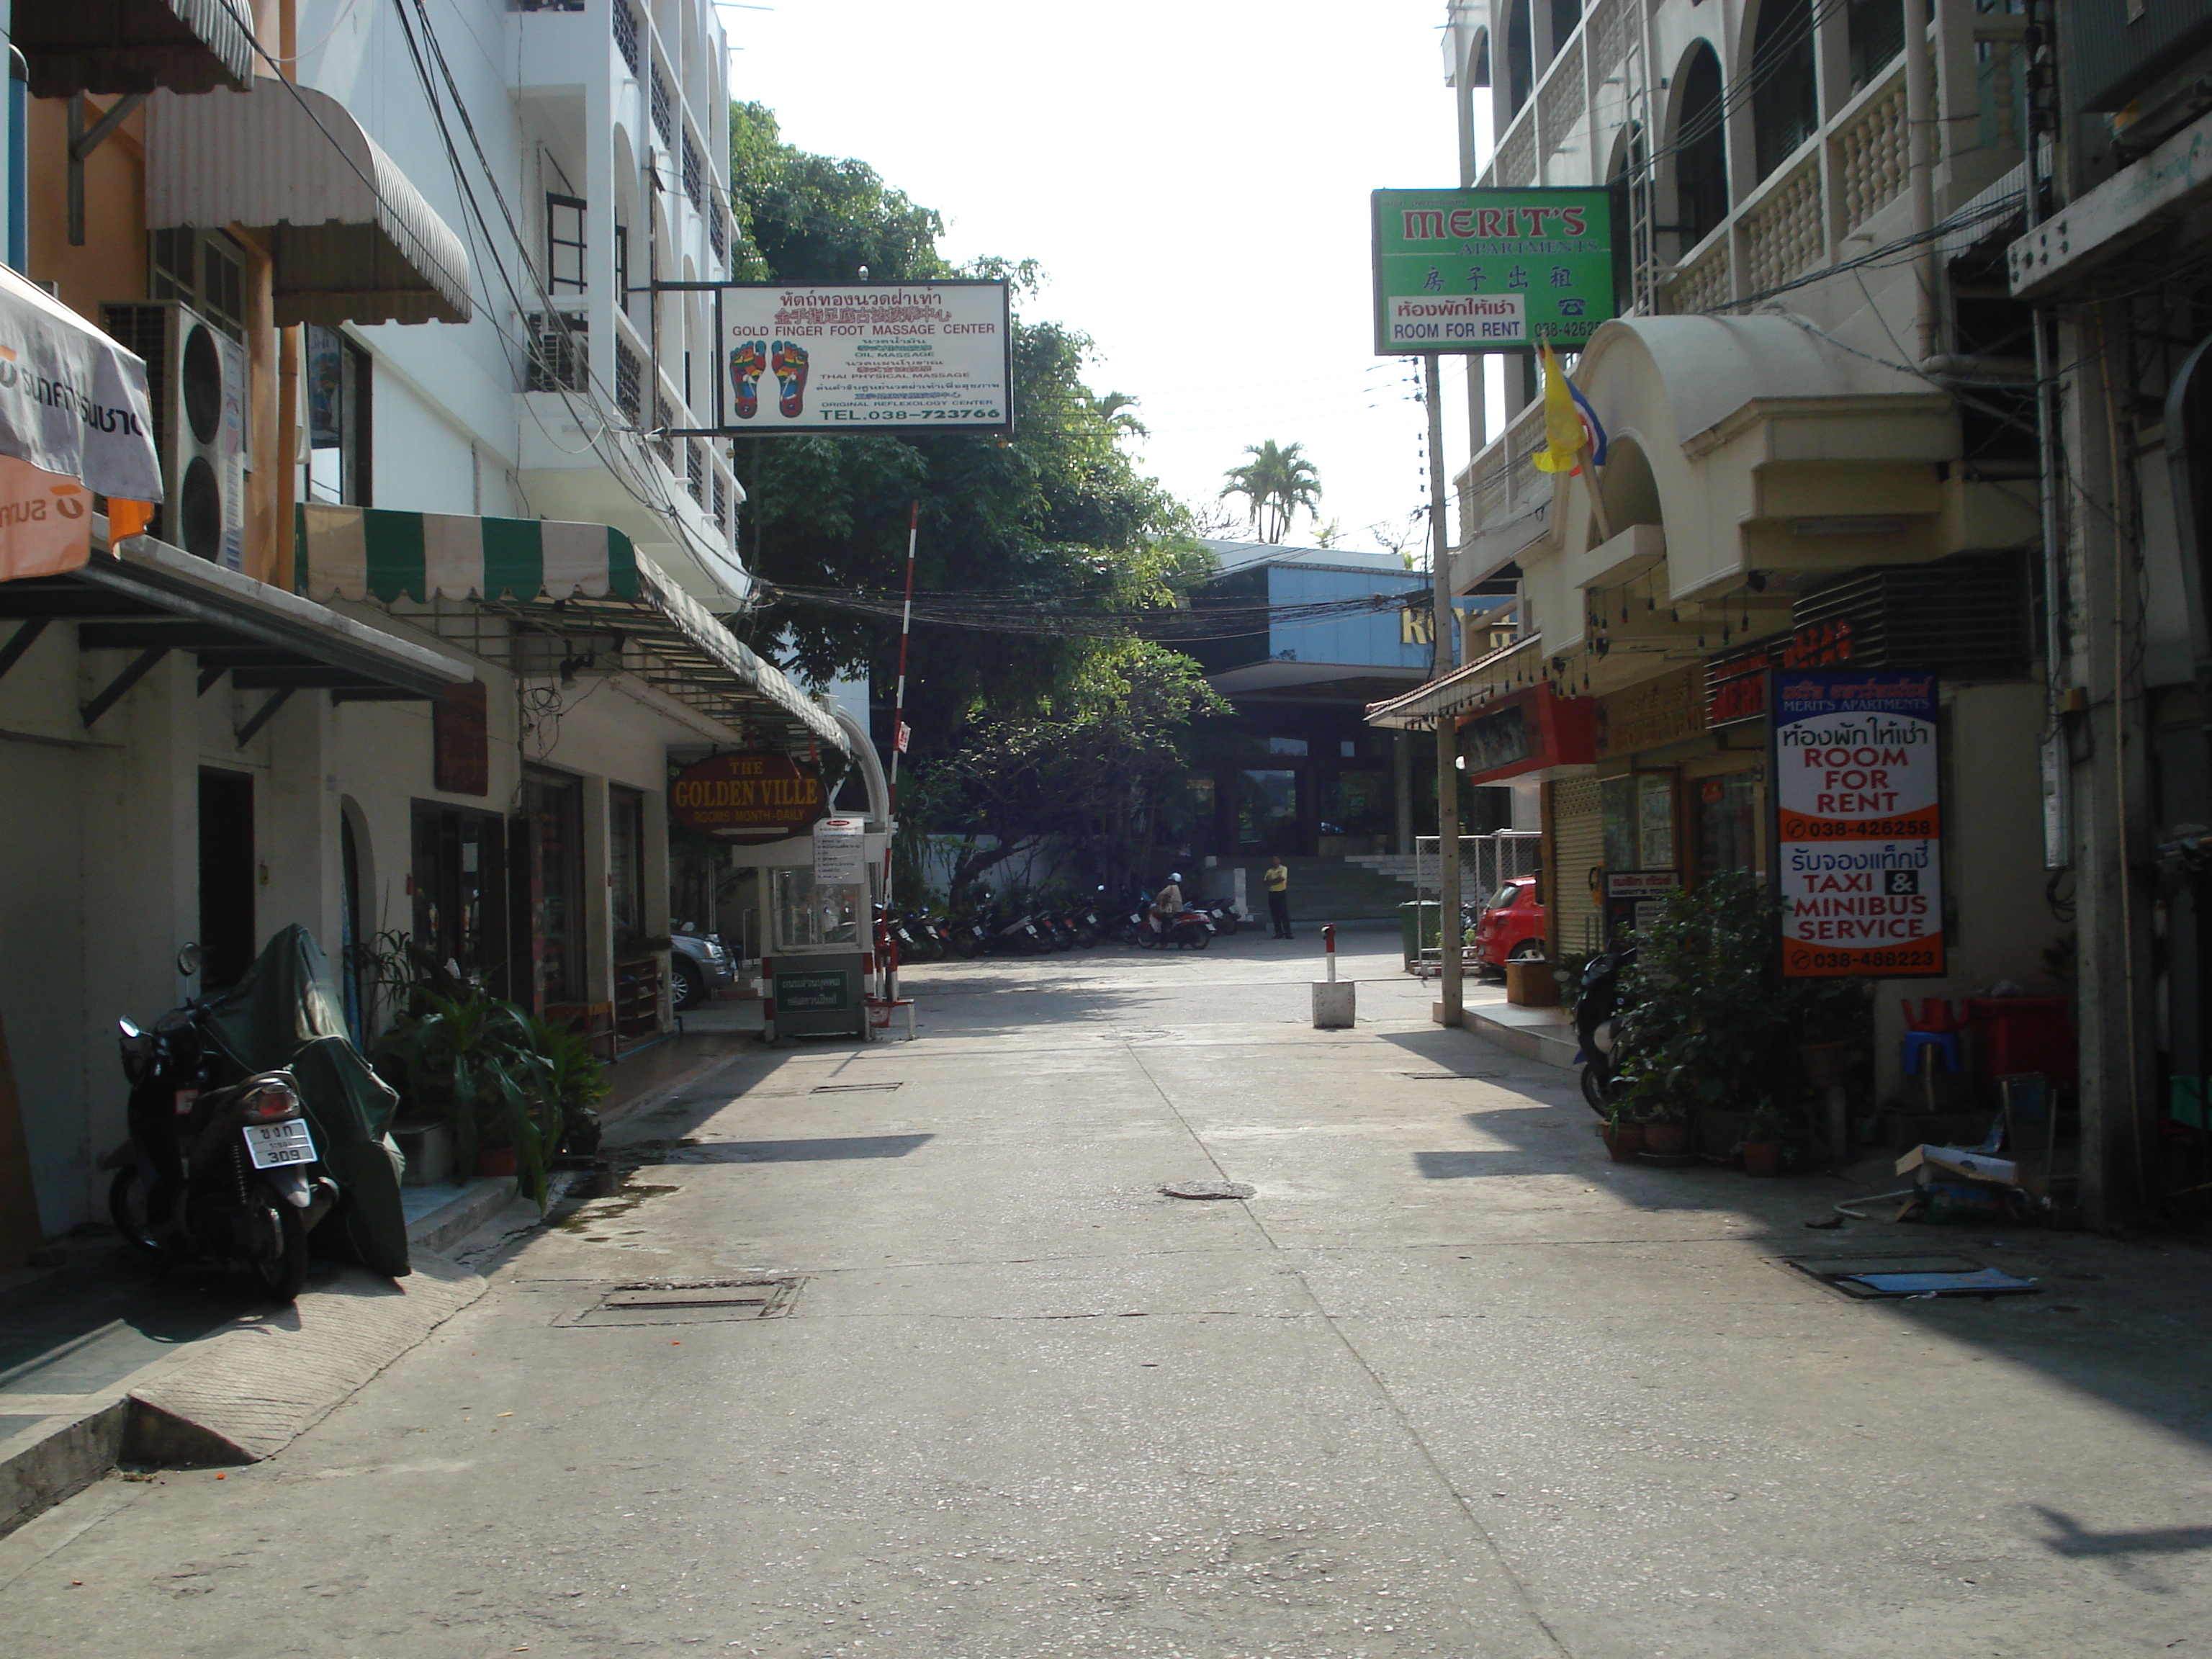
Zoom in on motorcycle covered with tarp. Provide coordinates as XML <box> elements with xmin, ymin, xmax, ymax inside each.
<box><xmin>194</xmin><ymin>926</ymin><xmax>411</xmax><ymax>1277</ymax></box>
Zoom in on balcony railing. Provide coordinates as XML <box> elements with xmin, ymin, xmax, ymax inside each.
<box><xmin>613</xmin><ymin>0</ymin><xmax>639</xmax><ymax>75</ymax></box>
<box><xmin>651</xmin><ymin>62</ymin><xmax>673</xmax><ymax>147</ymax></box>
<box><xmin>686</xmin><ymin>439</ymin><xmax>706</xmax><ymax>504</ymax></box>
<box><xmin>616</xmin><ymin>337</ymin><xmax>642</xmax><ymax>425</ymax></box>
<box><xmin>683</xmin><ymin>131</ymin><xmax>703</xmax><ymax>210</ymax></box>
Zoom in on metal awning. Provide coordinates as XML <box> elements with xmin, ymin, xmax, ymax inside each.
<box><xmin>1365</xmin><ymin>635</ymin><xmax>1542</xmax><ymax>731</ymax></box>
<box><xmin>12</xmin><ymin>0</ymin><xmax>252</xmax><ymax>98</ymax></box>
<box><xmin>0</xmin><ymin>525</ymin><xmax>472</xmax><ymax>739</ymax></box>
<box><xmin>298</xmin><ymin>505</ymin><xmax>849</xmax><ymax>755</ymax></box>
<box><xmin>146</xmin><ymin>81</ymin><xmax>472</xmax><ymax>326</ymax></box>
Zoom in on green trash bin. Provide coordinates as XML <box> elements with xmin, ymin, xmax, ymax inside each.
<box><xmin>1398</xmin><ymin>900</ymin><xmax>1441</xmax><ymax>968</ymax></box>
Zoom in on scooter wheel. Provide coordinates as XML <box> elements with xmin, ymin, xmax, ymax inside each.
<box><xmin>252</xmin><ymin>1197</ymin><xmax>310</xmax><ymax>1305</ymax></box>
<box><xmin>1580</xmin><ymin>1064</ymin><xmax>1610</xmax><ymax>1114</ymax></box>
<box><xmin>109</xmin><ymin>1166</ymin><xmax>164</xmax><ymax>1258</ymax></box>
<box><xmin>1190</xmin><ymin>929</ymin><xmax>1210</xmax><ymax>949</ymax></box>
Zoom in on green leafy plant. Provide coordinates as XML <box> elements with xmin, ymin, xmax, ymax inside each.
<box><xmin>1608</xmin><ymin>870</ymin><xmax>1870</xmax><ymax>1125</ymax></box>
<box><xmin>372</xmin><ymin>992</ymin><xmax>604</xmax><ymax>1210</ymax></box>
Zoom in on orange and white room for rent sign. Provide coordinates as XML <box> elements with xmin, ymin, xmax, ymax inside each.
<box><xmin>1773</xmin><ymin>670</ymin><xmax>1943</xmax><ymax>979</ymax></box>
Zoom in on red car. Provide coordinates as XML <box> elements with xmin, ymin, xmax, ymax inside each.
<box><xmin>1473</xmin><ymin>876</ymin><xmax>1546</xmax><ymax>973</ymax></box>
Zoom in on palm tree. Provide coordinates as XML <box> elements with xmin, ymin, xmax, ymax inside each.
<box><xmin>1097</xmin><ymin>392</ymin><xmax>1148</xmax><ymax>443</ymax></box>
<box><xmin>1219</xmin><ymin>440</ymin><xmax>1322</xmax><ymax>542</ymax></box>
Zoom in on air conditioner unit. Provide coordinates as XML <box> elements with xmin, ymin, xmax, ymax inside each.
<box><xmin>100</xmin><ymin>301</ymin><xmax>250</xmax><ymax>569</ymax></box>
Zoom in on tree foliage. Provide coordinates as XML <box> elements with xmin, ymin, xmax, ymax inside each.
<box><xmin>899</xmin><ymin>642</ymin><xmax>1228</xmax><ymax>902</ymax></box>
<box><xmin>726</xmin><ymin>104</ymin><xmax>1218</xmax><ymax>891</ymax></box>
<box><xmin>1219</xmin><ymin>439</ymin><xmax>1323</xmax><ymax>543</ymax></box>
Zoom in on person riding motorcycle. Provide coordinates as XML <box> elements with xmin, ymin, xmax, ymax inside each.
<box><xmin>1149</xmin><ymin>872</ymin><xmax>1185</xmax><ymax>940</ymax></box>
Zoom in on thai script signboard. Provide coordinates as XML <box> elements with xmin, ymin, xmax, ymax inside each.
<box><xmin>1370</xmin><ymin>188</ymin><xmax>1618</xmax><ymax>354</ymax></box>
<box><xmin>693</xmin><ymin>279</ymin><xmax>1013</xmax><ymax>436</ymax></box>
<box><xmin>1773</xmin><ymin>671</ymin><xmax>1943</xmax><ymax>978</ymax></box>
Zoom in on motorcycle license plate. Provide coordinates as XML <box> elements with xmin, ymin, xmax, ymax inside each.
<box><xmin>243</xmin><ymin>1120</ymin><xmax>317</xmax><ymax>1169</ymax></box>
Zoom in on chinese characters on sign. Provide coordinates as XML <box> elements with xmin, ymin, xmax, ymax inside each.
<box><xmin>1370</xmin><ymin>188</ymin><xmax>1619</xmax><ymax>354</ymax></box>
<box><xmin>1773</xmin><ymin>672</ymin><xmax>1943</xmax><ymax>979</ymax></box>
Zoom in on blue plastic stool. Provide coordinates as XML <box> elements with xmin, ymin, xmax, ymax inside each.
<box><xmin>1901</xmin><ymin>1030</ymin><xmax>1964</xmax><ymax>1075</ymax></box>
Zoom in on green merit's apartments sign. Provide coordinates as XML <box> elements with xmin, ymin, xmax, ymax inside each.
<box><xmin>1371</xmin><ymin>187</ymin><xmax>1619</xmax><ymax>354</ymax></box>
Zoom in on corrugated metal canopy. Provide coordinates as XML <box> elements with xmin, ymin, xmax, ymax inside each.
<box><xmin>1365</xmin><ymin>635</ymin><xmax>1541</xmax><ymax>730</ymax></box>
<box><xmin>147</xmin><ymin>81</ymin><xmax>472</xmax><ymax>327</ymax></box>
<box><xmin>12</xmin><ymin>0</ymin><xmax>252</xmax><ymax>98</ymax></box>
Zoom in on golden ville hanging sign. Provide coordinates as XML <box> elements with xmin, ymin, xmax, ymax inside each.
<box><xmin>670</xmin><ymin>751</ymin><xmax>826</xmax><ymax>842</ymax></box>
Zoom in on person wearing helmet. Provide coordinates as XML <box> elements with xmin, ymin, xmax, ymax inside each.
<box><xmin>1150</xmin><ymin>871</ymin><xmax>1184</xmax><ymax>938</ymax></box>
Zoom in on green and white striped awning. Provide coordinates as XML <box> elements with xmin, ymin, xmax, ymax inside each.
<box><xmin>299</xmin><ymin>505</ymin><xmax>845</xmax><ymax>753</ymax></box>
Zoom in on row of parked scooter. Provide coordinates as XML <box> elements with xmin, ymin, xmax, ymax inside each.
<box><xmin>878</xmin><ymin>884</ymin><xmax>1241</xmax><ymax>959</ymax></box>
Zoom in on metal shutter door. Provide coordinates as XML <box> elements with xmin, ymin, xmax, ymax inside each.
<box><xmin>1550</xmin><ymin>776</ymin><xmax>1605</xmax><ymax>955</ymax></box>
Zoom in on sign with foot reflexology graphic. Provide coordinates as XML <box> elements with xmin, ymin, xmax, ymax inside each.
<box><xmin>1370</xmin><ymin>188</ymin><xmax>1619</xmax><ymax>354</ymax></box>
<box><xmin>1772</xmin><ymin>671</ymin><xmax>1945</xmax><ymax>979</ymax></box>
<box><xmin>699</xmin><ymin>280</ymin><xmax>1013</xmax><ymax>436</ymax></box>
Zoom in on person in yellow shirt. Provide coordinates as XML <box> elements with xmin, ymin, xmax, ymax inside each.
<box><xmin>1264</xmin><ymin>854</ymin><xmax>1293</xmax><ymax>940</ymax></box>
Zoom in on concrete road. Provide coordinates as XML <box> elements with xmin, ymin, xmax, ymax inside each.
<box><xmin>4</xmin><ymin>925</ymin><xmax>2211</xmax><ymax>1658</ymax></box>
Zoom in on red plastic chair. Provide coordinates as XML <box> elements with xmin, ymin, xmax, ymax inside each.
<box><xmin>1900</xmin><ymin>998</ymin><xmax>1963</xmax><ymax>1033</ymax></box>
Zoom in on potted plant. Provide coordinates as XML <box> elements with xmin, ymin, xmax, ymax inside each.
<box><xmin>1601</xmin><ymin>1100</ymin><xmax>1645</xmax><ymax>1162</ymax></box>
<box><xmin>1604</xmin><ymin>871</ymin><xmax>1832</xmax><ymax>1155</ymax></box>
<box><xmin>1741</xmin><ymin>1097</ymin><xmax>1789</xmax><ymax>1177</ymax></box>
<box><xmin>373</xmin><ymin>992</ymin><xmax>568</xmax><ymax>1208</ymax></box>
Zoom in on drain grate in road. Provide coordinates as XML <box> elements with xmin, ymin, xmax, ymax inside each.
<box><xmin>809</xmin><ymin>1082</ymin><xmax>904</xmax><ymax>1094</ymax></box>
<box><xmin>570</xmin><ymin>1279</ymin><xmax>801</xmax><ymax>1326</ymax></box>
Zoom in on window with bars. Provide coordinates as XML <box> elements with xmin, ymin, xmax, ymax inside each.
<box><xmin>654</xmin><ymin>392</ymin><xmax>674</xmax><ymax>464</ymax></box>
<box><xmin>545</xmin><ymin>193</ymin><xmax>585</xmax><ymax>294</ymax></box>
<box><xmin>616</xmin><ymin>339</ymin><xmax>642</xmax><ymax>424</ymax></box>
<box><xmin>712</xmin><ymin>469</ymin><xmax>727</xmax><ymax>532</ymax></box>
<box><xmin>683</xmin><ymin>132</ymin><xmax>702</xmax><ymax>210</ymax></box>
<box><xmin>709</xmin><ymin>208</ymin><xmax>727</xmax><ymax>264</ymax></box>
<box><xmin>150</xmin><ymin>228</ymin><xmax>247</xmax><ymax>341</ymax></box>
<box><xmin>613</xmin><ymin>1</ymin><xmax>639</xmax><ymax>74</ymax></box>
<box><xmin>651</xmin><ymin>64</ymin><xmax>672</xmax><ymax>146</ymax></box>
<box><xmin>686</xmin><ymin>441</ymin><xmax>705</xmax><ymax>503</ymax></box>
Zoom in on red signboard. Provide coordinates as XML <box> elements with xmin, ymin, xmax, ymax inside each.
<box><xmin>1455</xmin><ymin>685</ymin><xmax>1596</xmax><ymax>784</ymax></box>
<box><xmin>669</xmin><ymin>751</ymin><xmax>827</xmax><ymax>842</ymax></box>
<box><xmin>1707</xmin><ymin>620</ymin><xmax>1859</xmax><ymax>727</ymax></box>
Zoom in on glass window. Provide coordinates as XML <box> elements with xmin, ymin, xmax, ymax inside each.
<box><xmin>1637</xmin><ymin>773</ymin><xmax>1676</xmax><ymax>870</ymax></box>
<box><xmin>523</xmin><ymin>770</ymin><xmax>585</xmax><ymax>1007</ymax></box>
<box><xmin>1268</xmin><ymin>737</ymin><xmax>1308</xmax><ymax>756</ymax></box>
<box><xmin>609</xmin><ymin>786</ymin><xmax>645</xmax><ymax>952</ymax></box>
<box><xmin>772</xmin><ymin>866</ymin><xmax>860</xmax><ymax>950</ymax></box>
<box><xmin>306</xmin><ymin>325</ymin><xmax>371</xmax><ymax>505</ymax></box>
<box><xmin>1696</xmin><ymin>772</ymin><xmax>1764</xmax><ymax>880</ymax></box>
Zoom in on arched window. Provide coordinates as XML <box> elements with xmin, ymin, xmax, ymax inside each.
<box><xmin>1549</xmin><ymin>0</ymin><xmax>1581</xmax><ymax>65</ymax></box>
<box><xmin>1467</xmin><ymin>28</ymin><xmax>1491</xmax><ymax>89</ymax></box>
<box><xmin>1674</xmin><ymin>44</ymin><xmax>1727</xmax><ymax>248</ymax></box>
<box><xmin>1847</xmin><ymin>0</ymin><xmax>1905</xmax><ymax>92</ymax></box>
<box><xmin>1750</xmin><ymin>0</ymin><xmax>1820</xmax><ymax>181</ymax></box>
<box><xmin>1505</xmin><ymin>0</ymin><xmax>1534</xmax><ymax>119</ymax></box>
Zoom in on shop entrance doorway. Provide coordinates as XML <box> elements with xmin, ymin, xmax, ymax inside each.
<box><xmin>520</xmin><ymin>769</ymin><xmax>586</xmax><ymax>1012</ymax></box>
<box><xmin>197</xmin><ymin>768</ymin><xmax>255</xmax><ymax>992</ymax></box>
<box><xmin>411</xmin><ymin>801</ymin><xmax>510</xmax><ymax>997</ymax></box>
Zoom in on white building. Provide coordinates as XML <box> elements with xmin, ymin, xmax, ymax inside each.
<box><xmin>0</xmin><ymin>0</ymin><xmax>848</xmax><ymax>1246</ymax></box>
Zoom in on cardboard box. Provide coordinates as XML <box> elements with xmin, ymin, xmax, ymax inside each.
<box><xmin>1896</xmin><ymin>1144</ymin><xmax>2019</xmax><ymax>1185</ymax></box>
<box><xmin>1504</xmin><ymin>959</ymin><xmax>1559</xmax><ymax>1007</ymax></box>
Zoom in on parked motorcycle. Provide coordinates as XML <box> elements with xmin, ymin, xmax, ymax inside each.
<box><xmin>973</xmin><ymin>892</ymin><xmax>1045</xmax><ymax>956</ymax></box>
<box><xmin>104</xmin><ymin>951</ymin><xmax>337</xmax><ymax>1303</ymax></box>
<box><xmin>1574</xmin><ymin>947</ymin><xmax>1637</xmax><ymax>1112</ymax></box>
<box><xmin>1197</xmin><ymin>897</ymin><xmax>1241</xmax><ymax>937</ymax></box>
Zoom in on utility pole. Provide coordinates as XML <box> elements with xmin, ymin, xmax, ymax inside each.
<box><xmin>1425</xmin><ymin>354</ymin><xmax>1462</xmax><ymax>1026</ymax></box>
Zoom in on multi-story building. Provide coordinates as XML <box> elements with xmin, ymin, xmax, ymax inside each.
<box><xmin>2004</xmin><ymin>0</ymin><xmax>2212</xmax><ymax>1219</ymax></box>
<box><xmin>0</xmin><ymin>0</ymin><xmax>852</xmax><ymax>1250</ymax></box>
<box><xmin>1372</xmin><ymin>1</ymin><xmax>2069</xmax><ymax>1187</ymax></box>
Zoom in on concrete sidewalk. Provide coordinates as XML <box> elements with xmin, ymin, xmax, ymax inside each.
<box><xmin>0</xmin><ymin>1024</ymin><xmax>760</xmax><ymax>1536</ymax></box>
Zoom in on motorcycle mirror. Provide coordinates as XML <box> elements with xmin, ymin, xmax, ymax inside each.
<box><xmin>117</xmin><ymin>1018</ymin><xmax>141</xmax><ymax>1039</ymax></box>
<box><xmin>176</xmin><ymin>942</ymin><xmax>202</xmax><ymax>979</ymax></box>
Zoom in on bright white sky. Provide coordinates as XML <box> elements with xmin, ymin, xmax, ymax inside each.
<box><xmin>721</xmin><ymin>0</ymin><xmax>1491</xmax><ymax>557</ymax></box>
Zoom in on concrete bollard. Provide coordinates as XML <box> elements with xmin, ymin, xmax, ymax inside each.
<box><xmin>1312</xmin><ymin>923</ymin><xmax>1355</xmax><ymax>1028</ymax></box>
